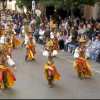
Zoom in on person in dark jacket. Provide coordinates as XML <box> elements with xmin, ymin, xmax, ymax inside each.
<box><xmin>88</xmin><ymin>23</ymin><xmax>94</xmax><ymax>40</ymax></box>
<box><xmin>43</xmin><ymin>28</ymin><xmax>50</xmax><ymax>44</ymax></box>
<box><xmin>68</xmin><ymin>34</ymin><xmax>78</xmax><ymax>52</ymax></box>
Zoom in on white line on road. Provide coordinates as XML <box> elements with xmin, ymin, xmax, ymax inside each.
<box><xmin>57</xmin><ymin>53</ymin><xmax>71</xmax><ymax>54</ymax></box>
<box><xmin>37</xmin><ymin>48</ymin><xmax>100</xmax><ymax>74</ymax></box>
<box><xmin>58</xmin><ymin>56</ymin><xmax>100</xmax><ymax>74</ymax></box>
<box><xmin>58</xmin><ymin>55</ymin><xmax>74</xmax><ymax>57</ymax></box>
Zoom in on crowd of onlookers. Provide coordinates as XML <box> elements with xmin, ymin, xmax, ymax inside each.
<box><xmin>0</xmin><ymin>9</ymin><xmax>100</xmax><ymax>62</ymax></box>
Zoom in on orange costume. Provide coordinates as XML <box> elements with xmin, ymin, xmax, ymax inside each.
<box><xmin>25</xmin><ymin>28</ymin><xmax>36</xmax><ymax>61</ymax></box>
<box><xmin>73</xmin><ymin>37</ymin><xmax>93</xmax><ymax>80</ymax></box>
<box><xmin>0</xmin><ymin>26</ymin><xmax>4</xmax><ymax>36</ymax></box>
<box><xmin>43</xmin><ymin>41</ymin><xmax>60</xmax><ymax>88</ymax></box>
<box><xmin>0</xmin><ymin>45</ymin><xmax>16</xmax><ymax>89</ymax></box>
<box><xmin>7</xmin><ymin>22</ymin><xmax>22</xmax><ymax>48</ymax></box>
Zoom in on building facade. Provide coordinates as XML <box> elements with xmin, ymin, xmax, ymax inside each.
<box><xmin>84</xmin><ymin>2</ymin><xmax>100</xmax><ymax>19</ymax></box>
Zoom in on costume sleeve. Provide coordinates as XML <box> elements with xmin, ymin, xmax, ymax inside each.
<box><xmin>0</xmin><ymin>36</ymin><xmax>5</xmax><ymax>44</ymax></box>
<box><xmin>10</xmin><ymin>36</ymin><xmax>13</xmax><ymax>43</ymax></box>
<box><xmin>7</xmin><ymin>55</ymin><xmax>15</xmax><ymax>66</ymax></box>
<box><xmin>74</xmin><ymin>48</ymin><xmax>79</xmax><ymax>58</ymax></box>
<box><xmin>52</xmin><ymin>50</ymin><xmax>57</xmax><ymax>56</ymax></box>
<box><xmin>24</xmin><ymin>36</ymin><xmax>28</xmax><ymax>44</ymax></box>
<box><xmin>85</xmin><ymin>49</ymin><xmax>89</xmax><ymax>58</ymax></box>
<box><xmin>33</xmin><ymin>37</ymin><xmax>35</xmax><ymax>44</ymax></box>
<box><xmin>43</xmin><ymin>51</ymin><xmax>49</xmax><ymax>57</ymax></box>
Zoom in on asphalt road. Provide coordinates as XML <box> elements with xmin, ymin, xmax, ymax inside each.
<box><xmin>0</xmin><ymin>36</ymin><xmax>100</xmax><ymax>99</ymax></box>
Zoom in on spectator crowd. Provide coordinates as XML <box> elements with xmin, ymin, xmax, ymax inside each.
<box><xmin>0</xmin><ymin>9</ymin><xmax>100</xmax><ymax>62</ymax></box>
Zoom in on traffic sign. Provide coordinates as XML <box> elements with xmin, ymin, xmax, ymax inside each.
<box><xmin>32</xmin><ymin>0</ymin><xmax>35</xmax><ymax>10</ymax></box>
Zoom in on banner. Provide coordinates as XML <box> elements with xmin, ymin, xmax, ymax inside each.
<box><xmin>32</xmin><ymin>0</ymin><xmax>35</xmax><ymax>10</ymax></box>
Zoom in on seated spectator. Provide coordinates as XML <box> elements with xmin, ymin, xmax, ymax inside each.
<box><xmin>68</xmin><ymin>34</ymin><xmax>78</xmax><ymax>52</ymax></box>
<box><xmin>58</xmin><ymin>31</ymin><xmax>64</xmax><ymax>50</ymax></box>
<box><xmin>86</xmin><ymin>20</ymin><xmax>91</xmax><ymax>29</ymax></box>
<box><xmin>64</xmin><ymin>33</ymin><xmax>72</xmax><ymax>51</ymax></box>
<box><xmin>78</xmin><ymin>23</ymin><xmax>84</xmax><ymax>34</ymax></box>
<box><xmin>68</xmin><ymin>34</ymin><xmax>81</xmax><ymax>54</ymax></box>
<box><xmin>31</xmin><ymin>24</ymin><xmax>35</xmax><ymax>32</ymax></box>
<box><xmin>63</xmin><ymin>29</ymin><xmax>69</xmax><ymax>45</ymax></box>
<box><xmin>88</xmin><ymin>36</ymin><xmax>100</xmax><ymax>61</ymax></box>
<box><xmin>85</xmin><ymin>36</ymin><xmax>92</xmax><ymax>48</ymax></box>
<box><xmin>78</xmin><ymin>23</ymin><xmax>87</xmax><ymax>35</ymax></box>
<box><xmin>33</xmin><ymin>26</ymin><xmax>40</xmax><ymax>43</ymax></box>
<box><xmin>88</xmin><ymin>23</ymin><xmax>95</xmax><ymax>40</ymax></box>
<box><xmin>38</xmin><ymin>26</ymin><xmax>45</xmax><ymax>44</ymax></box>
<box><xmin>43</xmin><ymin>28</ymin><xmax>50</xmax><ymax>44</ymax></box>
<box><xmin>91</xmin><ymin>27</ymin><xmax>98</xmax><ymax>41</ymax></box>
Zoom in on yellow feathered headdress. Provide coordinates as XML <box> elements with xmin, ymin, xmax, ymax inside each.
<box><xmin>28</xmin><ymin>28</ymin><xmax>34</xmax><ymax>33</ymax></box>
<box><xmin>79</xmin><ymin>37</ymin><xmax>86</xmax><ymax>43</ymax></box>
<box><xmin>5</xmin><ymin>27</ymin><xmax>10</xmax><ymax>32</ymax></box>
<box><xmin>52</xmin><ymin>24</ymin><xmax>58</xmax><ymax>29</ymax></box>
<box><xmin>7</xmin><ymin>21</ymin><xmax>11</xmax><ymax>26</ymax></box>
<box><xmin>23</xmin><ymin>19</ymin><xmax>28</xmax><ymax>23</ymax></box>
<box><xmin>46</xmin><ymin>41</ymin><xmax>54</xmax><ymax>47</ymax></box>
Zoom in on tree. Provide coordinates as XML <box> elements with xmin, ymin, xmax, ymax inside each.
<box><xmin>16</xmin><ymin>0</ymin><xmax>31</xmax><ymax>10</ymax></box>
<box><xmin>43</xmin><ymin>0</ymin><xmax>98</xmax><ymax>25</ymax></box>
<box><xmin>0</xmin><ymin>0</ymin><xmax>6</xmax><ymax>11</ymax></box>
<box><xmin>16</xmin><ymin>0</ymin><xmax>40</xmax><ymax>10</ymax></box>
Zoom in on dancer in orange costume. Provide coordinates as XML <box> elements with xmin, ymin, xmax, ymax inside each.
<box><xmin>73</xmin><ymin>37</ymin><xmax>93</xmax><ymax>80</ymax></box>
<box><xmin>43</xmin><ymin>41</ymin><xmax>60</xmax><ymax>88</ymax></box>
<box><xmin>0</xmin><ymin>45</ymin><xmax>17</xmax><ymax>89</ymax></box>
<box><xmin>25</xmin><ymin>28</ymin><xmax>36</xmax><ymax>62</ymax></box>
<box><xmin>7</xmin><ymin>22</ymin><xmax>22</xmax><ymax>48</ymax></box>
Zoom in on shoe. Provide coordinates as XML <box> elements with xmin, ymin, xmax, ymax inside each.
<box><xmin>25</xmin><ymin>55</ymin><xmax>28</xmax><ymax>62</ymax></box>
<box><xmin>78</xmin><ymin>77</ymin><xmax>82</xmax><ymax>80</ymax></box>
<box><xmin>48</xmin><ymin>79</ymin><xmax>52</xmax><ymax>88</ymax></box>
<box><xmin>78</xmin><ymin>72</ymin><xmax>82</xmax><ymax>80</ymax></box>
<box><xmin>61</xmin><ymin>50</ymin><xmax>64</xmax><ymax>52</ymax></box>
<box><xmin>33</xmin><ymin>58</ymin><xmax>35</xmax><ymax>61</ymax></box>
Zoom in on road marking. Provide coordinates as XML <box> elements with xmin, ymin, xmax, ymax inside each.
<box><xmin>58</xmin><ymin>55</ymin><xmax>74</xmax><ymax>57</ymax></box>
<box><xmin>36</xmin><ymin>48</ymin><xmax>44</xmax><ymax>51</ymax></box>
<box><xmin>37</xmin><ymin>48</ymin><xmax>100</xmax><ymax>74</ymax></box>
<box><xmin>57</xmin><ymin>53</ymin><xmax>71</xmax><ymax>55</ymax></box>
<box><xmin>58</xmin><ymin>56</ymin><xmax>100</xmax><ymax>74</ymax></box>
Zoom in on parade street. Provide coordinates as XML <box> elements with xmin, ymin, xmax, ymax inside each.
<box><xmin>0</xmin><ymin>37</ymin><xmax>100</xmax><ymax>99</ymax></box>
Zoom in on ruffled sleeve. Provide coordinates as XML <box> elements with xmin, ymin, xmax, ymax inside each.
<box><xmin>0</xmin><ymin>36</ymin><xmax>5</xmax><ymax>44</ymax></box>
<box><xmin>85</xmin><ymin>48</ymin><xmax>89</xmax><ymax>58</ymax></box>
<box><xmin>74</xmin><ymin>48</ymin><xmax>79</xmax><ymax>58</ymax></box>
<box><xmin>24</xmin><ymin>36</ymin><xmax>28</xmax><ymax>44</ymax></box>
<box><xmin>43</xmin><ymin>51</ymin><xmax>49</xmax><ymax>57</ymax></box>
<box><xmin>7</xmin><ymin>55</ymin><xmax>15</xmax><ymax>66</ymax></box>
<box><xmin>52</xmin><ymin>50</ymin><xmax>57</xmax><ymax>56</ymax></box>
<box><xmin>33</xmin><ymin>37</ymin><xmax>35</xmax><ymax>44</ymax></box>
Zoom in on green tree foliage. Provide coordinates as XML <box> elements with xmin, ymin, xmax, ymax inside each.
<box><xmin>16</xmin><ymin>0</ymin><xmax>31</xmax><ymax>10</ymax></box>
<box><xmin>0</xmin><ymin>0</ymin><xmax>6</xmax><ymax>11</ymax></box>
<box><xmin>44</xmin><ymin>0</ymin><xmax>98</xmax><ymax>10</ymax></box>
<box><xmin>16</xmin><ymin>0</ymin><xmax>40</xmax><ymax>10</ymax></box>
<box><xmin>43</xmin><ymin>0</ymin><xmax>98</xmax><ymax>25</ymax></box>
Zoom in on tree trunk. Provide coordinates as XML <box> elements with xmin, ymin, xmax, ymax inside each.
<box><xmin>2</xmin><ymin>1</ymin><xmax>5</xmax><ymax>12</ymax></box>
<box><xmin>71</xmin><ymin>9</ymin><xmax>74</xmax><ymax>26</ymax></box>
